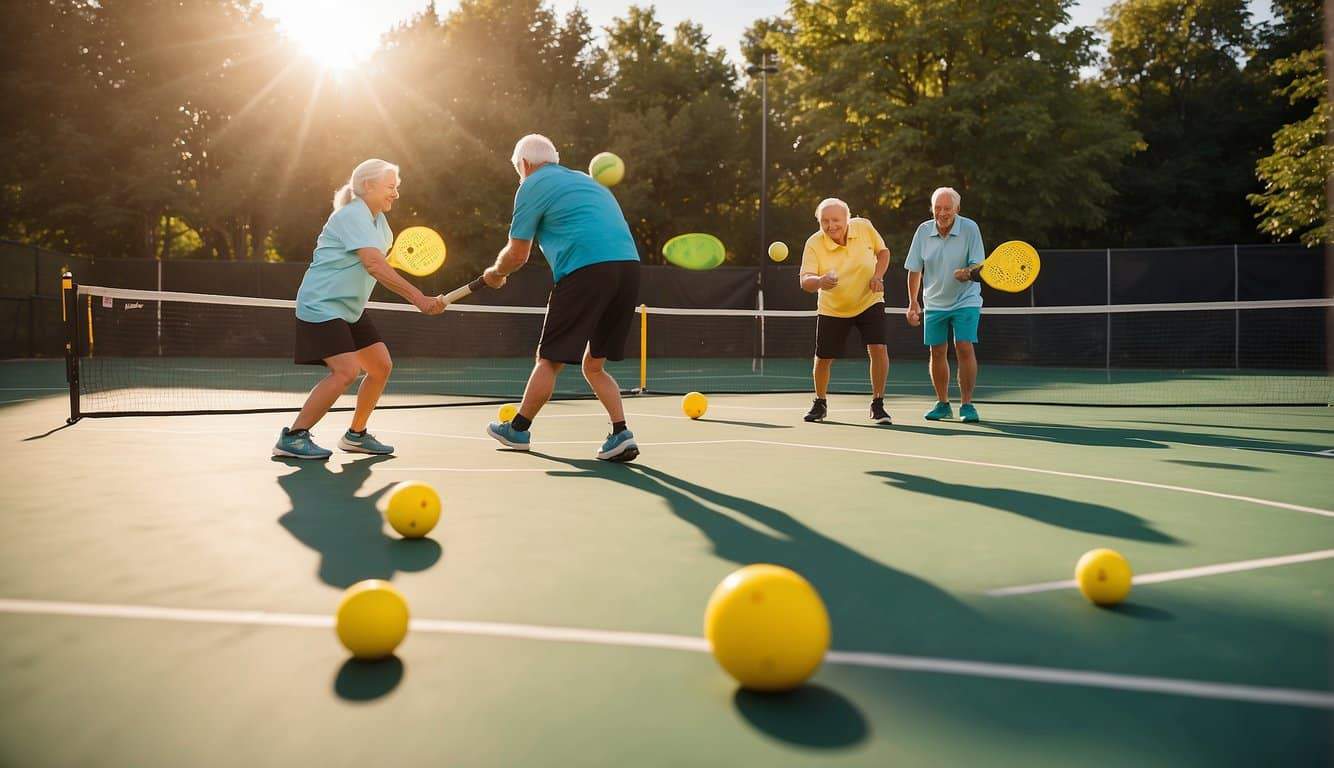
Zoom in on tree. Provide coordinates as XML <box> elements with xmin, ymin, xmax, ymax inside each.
<box><xmin>773</xmin><ymin>0</ymin><xmax>1136</xmax><ymax>251</ymax></box>
<box><xmin>1099</xmin><ymin>0</ymin><xmax>1272</xmax><ymax>246</ymax></box>
<box><xmin>1248</xmin><ymin>48</ymin><xmax>1331</xmax><ymax>246</ymax></box>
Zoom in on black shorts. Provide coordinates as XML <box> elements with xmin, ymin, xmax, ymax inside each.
<box><xmin>294</xmin><ymin>314</ymin><xmax>384</xmax><ymax>365</ymax></box>
<box><xmin>815</xmin><ymin>302</ymin><xmax>888</xmax><ymax>359</ymax></box>
<box><xmin>538</xmin><ymin>260</ymin><xmax>641</xmax><ymax>365</ymax></box>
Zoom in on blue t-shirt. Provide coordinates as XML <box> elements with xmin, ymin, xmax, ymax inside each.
<box><xmin>296</xmin><ymin>198</ymin><xmax>393</xmax><ymax>323</ymax></box>
<box><xmin>904</xmin><ymin>215</ymin><xmax>986</xmax><ymax>311</ymax></box>
<box><xmin>508</xmin><ymin>164</ymin><xmax>640</xmax><ymax>283</ymax></box>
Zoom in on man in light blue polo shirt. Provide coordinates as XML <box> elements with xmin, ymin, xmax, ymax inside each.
<box><xmin>481</xmin><ymin>134</ymin><xmax>642</xmax><ymax>462</ymax></box>
<box><xmin>905</xmin><ymin>186</ymin><xmax>986</xmax><ymax>423</ymax></box>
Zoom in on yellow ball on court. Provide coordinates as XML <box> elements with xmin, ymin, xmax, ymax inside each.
<box><xmin>1075</xmin><ymin>548</ymin><xmax>1133</xmax><ymax>605</ymax></box>
<box><xmin>336</xmin><ymin>579</ymin><xmax>409</xmax><ymax>660</ymax></box>
<box><xmin>682</xmin><ymin>391</ymin><xmax>708</xmax><ymax>419</ymax></box>
<box><xmin>768</xmin><ymin>241</ymin><xmax>789</xmax><ymax>262</ymax></box>
<box><xmin>589</xmin><ymin>152</ymin><xmax>625</xmax><ymax>186</ymax></box>
<box><xmin>385</xmin><ymin>481</ymin><xmax>441</xmax><ymax>539</ymax></box>
<box><xmin>704</xmin><ymin>564</ymin><xmax>830</xmax><ymax>691</ymax></box>
<box><xmin>498</xmin><ymin>403</ymin><xmax>519</xmax><ymax>423</ymax></box>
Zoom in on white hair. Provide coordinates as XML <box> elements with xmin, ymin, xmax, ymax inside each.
<box><xmin>511</xmin><ymin>134</ymin><xmax>560</xmax><ymax>174</ymax></box>
<box><xmin>814</xmin><ymin>198</ymin><xmax>851</xmax><ymax>220</ymax></box>
<box><xmin>930</xmin><ymin>187</ymin><xmax>961</xmax><ymax>210</ymax></box>
<box><xmin>333</xmin><ymin>159</ymin><xmax>399</xmax><ymax>211</ymax></box>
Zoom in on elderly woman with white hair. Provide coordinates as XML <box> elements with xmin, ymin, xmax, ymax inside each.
<box><xmin>273</xmin><ymin>158</ymin><xmax>445</xmax><ymax>460</ymax></box>
<box><xmin>798</xmin><ymin>198</ymin><xmax>894</xmax><ymax>424</ymax></box>
<box><xmin>904</xmin><ymin>186</ymin><xmax>986</xmax><ymax>423</ymax></box>
<box><xmin>482</xmin><ymin>134</ymin><xmax>643</xmax><ymax>462</ymax></box>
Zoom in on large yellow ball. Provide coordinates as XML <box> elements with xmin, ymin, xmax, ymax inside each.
<box><xmin>704</xmin><ymin>564</ymin><xmax>830</xmax><ymax>691</ymax></box>
<box><xmin>336</xmin><ymin>580</ymin><xmax>410</xmax><ymax>660</ymax></box>
<box><xmin>589</xmin><ymin>152</ymin><xmax>625</xmax><ymax>187</ymax></box>
<box><xmin>498</xmin><ymin>403</ymin><xmax>519</xmax><ymax>423</ymax></box>
<box><xmin>385</xmin><ymin>481</ymin><xmax>441</xmax><ymax>539</ymax></box>
<box><xmin>682</xmin><ymin>391</ymin><xmax>708</xmax><ymax>420</ymax></box>
<box><xmin>1075</xmin><ymin>548</ymin><xmax>1133</xmax><ymax>605</ymax></box>
<box><xmin>768</xmin><ymin>241</ymin><xmax>789</xmax><ymax>262</ymax></box>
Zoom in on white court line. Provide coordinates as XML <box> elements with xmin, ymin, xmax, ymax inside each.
<box><xmin>988</xmin><ymin>549</ymin><xmax>1334</xmax><ymax>596</ymax></box>
<box><xmin>0</xmin><ymin>597</ymin><xmax>1329</xmax><ymax>710</ymax></box>
<box><xmin>376</xmin><ymin>467</ymin><xmax>554</xmax><ymax>473</ymax></box>
<box><xmin>743</xmin><ymin>439</ymin><xmax>1334</xmax><ymax>519</ymax></box>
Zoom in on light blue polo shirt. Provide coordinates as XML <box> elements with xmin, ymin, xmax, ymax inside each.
<box><xmin>295</xmin><ymin>198</ymin><xmax>392</xmax><ymax>323</ymax></box>
<box><xmin>509</xmin><ymin>164</ymin><xmax>640</xmax><ymax>283</ymax></box>
<box><xmin>904</xmin><ymin>215</ymin><xmax>986</xmax><ymax>311</ymax></box>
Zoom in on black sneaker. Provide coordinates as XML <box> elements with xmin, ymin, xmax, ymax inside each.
<box><xmin>803</xmin><ymin>399</ymin><xmax>828</xmax><ymax>422</ymax></box>
<box><xmin>870</xmin><ymin>398</ymin><xmax>892</xmax><ymax>425</ymax></box>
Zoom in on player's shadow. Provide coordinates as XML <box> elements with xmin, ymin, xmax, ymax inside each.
<box><xmin>529</xmin><ymin>453</ymin><xmax>980</xmax><ymax>660</ymax></box>
<box><xmin>333</xmin><ymin>656</ymin><xmax>405</xmax><ymax>701</ymax></box>
<box><xmin>274</xmin><ymin>456</ymin><xmax>441</xmax><ymax>588</ymax></box>
<box><xmin>868</xmin><ymin>471</ymin><xmax>1182</xmax><ymax>544</ymax></box>
<box><xmin>968</xmin><ymin>420</ymin><xmax>1327</xmax><ymax>457</ymax></box>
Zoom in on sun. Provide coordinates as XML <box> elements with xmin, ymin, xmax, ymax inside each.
<box><xmin>261</xmin><ymin>0</ymin><xmax>387</xmax><ymax>71</ymax></box>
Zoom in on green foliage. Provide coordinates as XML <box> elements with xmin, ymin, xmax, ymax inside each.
<box><xmin>1249</xmin><ymin>48</ymin><xmax>1332</xmax><ymax>246</ymax></box>
<box><xmin>0</xmin><ymin>0</ymin><xmax>1320</xmax><ymax>269</ymax></box>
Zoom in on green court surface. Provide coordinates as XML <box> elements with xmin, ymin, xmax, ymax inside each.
<box><xmin>1</xmin><ymin>359</ymin><xmax>1331</xmax><ymax>766</ymax></box>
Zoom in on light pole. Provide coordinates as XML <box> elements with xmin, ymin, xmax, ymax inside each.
<box><xmin>746</xmin><ymin>53</ymin><xmax>779</xmax><ymax>272</ymax></box>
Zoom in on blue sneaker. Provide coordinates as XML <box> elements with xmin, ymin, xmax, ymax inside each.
<box><xmin>487</xmin><ymin>421</ymin><xmax>531</xmax><ymax>451</ymax></box>
<box><xmin>959</xmin><ymin>403</ymin><xmax>980</xmax><ymax>423</ymax></box>
<box><xmin>339</xmin><ymin>429</ymin><xmax>394</xmax><ymax>455</ymax></box>
<box><xmin>272</xmin><ymin>427</ymin><xmax>332</xmax><ymax>460</ymax></box>
<box><xmin>924</xmin><ymin>401</ymin><xmax>953</xmax><ymax>421</ymax></box>
<box><xmin>596</xmin><ymin>430</ymin><xmax>639</xmax><ymax>462</ymax></box>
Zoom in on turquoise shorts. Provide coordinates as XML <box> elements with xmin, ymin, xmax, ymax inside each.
<box><xmin>923</xmin><ymin>307</ymin><xmax>980</xmax><ymax>347</ymax></box>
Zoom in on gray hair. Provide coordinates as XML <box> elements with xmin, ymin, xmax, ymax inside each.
<box><xmin>511</xmin><ymin>134</ymin><xmax>560</xmax><ymax>174</ymax></box>
<box><xmin>814</xmin><ymin>198</ymin><xmax>851</xmax><ymax>220</ymax></box>
<box><xmin>333</xmin><ymin>159</ymin><xmax>399</xmax><ymax>211</ymax></box>
<box><xmin>930</xmin><ymin>187</ymin><xmax>961</xmax><ymax>210</ymax></box>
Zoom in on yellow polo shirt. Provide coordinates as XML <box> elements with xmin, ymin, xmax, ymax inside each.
<box><xmin>800</xmin><ymin>217</ymin><xmax>888</xmax><ymax>317</ymax></box>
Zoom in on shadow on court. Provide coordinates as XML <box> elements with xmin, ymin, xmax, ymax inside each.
<box><xmin>274</xmin><ymin>455</ymin><xmax>441</xmax><ymax>588</ymax></box>
<box><xmin>695</xmin><ymin>417</ymin><xmax>793</xmax><ymax>430</ymax></box>
<box><xmin>333</xmin><ymin>656</ymin><xmax>405</xmax><ymax>701</ymax></box>
<box><xmin>902</xmin><ymin>420</ymin><xmax>1334</xmax><ymax>456</ymax></box>
<box><xmin>868</xmin><ymin>471</ymin><xmax>1182</xmax><ymax>544</ymax></box>
<box><xmin>733</xmin><ymin>685</ymin><xmax>870</xmax><ymax>748</ymax></box>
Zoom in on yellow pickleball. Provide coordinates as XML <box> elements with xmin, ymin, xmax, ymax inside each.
<box><xmin>704</xmin><ymin>564</ymin><xmax>830</xmax><ymax>692</ymax></box>
<box><xmin>385</xmin><ymin>481</ymin><xmax>441</xmax><ymax>539</ymax></box>
<box><xmin>336</xmin><ymin>579</ymin><xmax>410</xmax><ymax>660</ymax></box>
<box><xmin>682</xmin><ymin>391</ymin><xmax>708</xmax><ymax>419</ymax></box>
<box><xmin>768</xmin><ymin>241</ymin><xmax>789</xmax><ymax>262</ymax></box>
<box><xmin>589</xmin><ymin>152</ymin><xmax>625</xmax><ymax>186</ymax></box>
<box><xmin>498</xmin><ymin>403</ymin><xmax>519</xmax><ymax>423</ymax></box>
<box><xmin>1075</xmin><ymin>548</ymin><xmax>1133</xmax><ymax>605</ymax></box>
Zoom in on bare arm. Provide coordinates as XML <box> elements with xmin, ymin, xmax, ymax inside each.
<box><xmin>906</xmin><ymin>270</ymin><xmax>922</xmax><ymax>325</ymax></box>
<box><xmin>358</xmin><ymin>248</ymin><xmax>441</xmax><ymax>314</ymax></box>
<box><xmin>870</xmin><ymin>247</ymin><xmax>890</xmax><ymax>291</ymax></box>
<box><xmin>484</xmin><ymin>238</ymin><xmax>532</xmax><ymax>287</ymax></box>
<box><xmin>799</xmin><ymin>272</ymin><xmax>839</xmax><ymax>293</ymax></box>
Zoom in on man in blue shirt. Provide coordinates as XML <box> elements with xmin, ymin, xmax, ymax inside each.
<box><xmin>483</xmin><ymin>134</ymin><xmax>642</xmax><ymax>462</ymax></box>
<box><xmin>904</xmin><ymin>187</ymin><xmax>986</xmax><ymax>423</ymax></box>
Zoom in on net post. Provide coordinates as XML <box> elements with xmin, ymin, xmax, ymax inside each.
<box><xmin>756</xmin><ymin>287</ymin><xmax>766</xmax><ymax>375</ymax></box>
<box><xmin>639</xmin><ymin>303</ymin><xmax>647</xmax><ymax>392</ymax></box>
<box><xmin>1105</xmin><ymin>248</ymin><xmax>1112</xmax><ymax>379</ymax></box>
<box><xmin>62</xmin><ymin>272</ymin><xmax>80</xmax><ymax>424</ymax></box>
<box><xmin>1233</xmin><ymin>244</ymin><xmax>1240</xmax><ymax>369</ymax></box>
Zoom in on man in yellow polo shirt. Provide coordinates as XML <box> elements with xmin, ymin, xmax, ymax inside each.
<box><xmin>798</xmin><ymin>198</ymin><xmax>893</xmax><ymax>424</ymax></box>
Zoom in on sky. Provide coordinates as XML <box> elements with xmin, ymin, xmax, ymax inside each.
<box><xmin>259</xmin><ymin>0</ymin><xmax>1275</xmax><ymax>71</ymax></box>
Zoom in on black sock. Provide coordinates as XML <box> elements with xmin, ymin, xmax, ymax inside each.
<box><xmin>872</xmin><ymin>397</ymin><xmax>884</xmax><ymax>404</ymax></box>
<box><xmin>512</xmin><ymin>414</ymin><xmax>532</xmax><ymax>432</ymax></box>
<box><xmin>612</xmin><ymin>421</ymin><xmax>627</xmax><ymax>435</ymax></box>
<box><xmin>814</xmin><ymin>397</ymin><xmax>827</xmax><ymax>404</ymax></box>
<box><xmin>288</xmin><ymin>427</ymin><xmax>308</xmax><ymax>436</ymax></box>
<box><xmin>348</xmin><ymin>428</ymin><xmax>366</xmax><ymax>436</ymax></box>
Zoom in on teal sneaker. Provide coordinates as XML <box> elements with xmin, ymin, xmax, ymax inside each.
<box><xmin>487</xmin><ymin>421</ymin><xmax>531</xmax><ymax>450</ymax></box>
<box><xmin>339</xmin><ymin>429</ymin><xmax>394</xmax><ymax>455</ymax></box>
<box><xmin>924</xmin><ymin>401</ymin><xmax>953</xmax><ymax>421</ymax></box>
<box><xmin>272</xmin><ymin>427</ymin><xmax>332</xmax><ymax>460</ymax></box>
<box><xmin>596</xmin><ymin>430</ymin><xmax>639</xmax><ymax>462</ymax></box>
<box><xmin>959</xmin><ymin>403</ymin><xmax>980</xmax><ymax>423</ymax></box>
